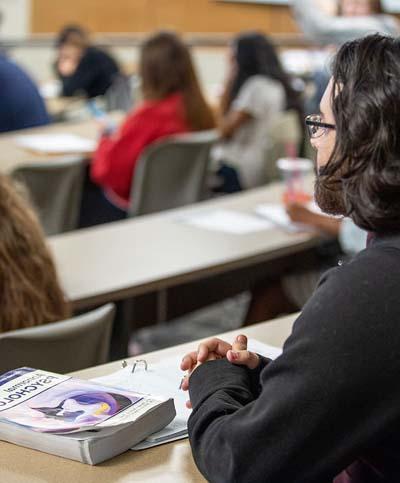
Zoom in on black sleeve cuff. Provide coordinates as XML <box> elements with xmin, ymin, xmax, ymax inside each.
<box><xmin>189</xmin><ymin>358</ymin><xmax>252</xmax><ymax>409</ymax></box>
<box><xmin>247</xmin><ymin>355</ymin><xmax>271</xmax><ymax>397</ymax></box>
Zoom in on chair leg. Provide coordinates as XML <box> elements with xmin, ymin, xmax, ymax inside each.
<box><xmin>109</xmin><ymin>299</ymin><xmax>133</xmax><ymax>360</ymax></box>
<box><xmin>156</xmin><ymin>289</ymin><xmax>168</xmax><ymax>325</ymax></box>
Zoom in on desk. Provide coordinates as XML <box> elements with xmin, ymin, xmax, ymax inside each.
<box><xmin>49</xmin><ymin>181</ymin><xmax>320</xmax><ymax>311</ymax></box>
<box><xmin>0</xmin><ymin>113</ymin><xmax>124</xmax><ymax>174</ymax></box>
<box><xmin>0</xmin><ymin>313</ymin><xmax>296</xmax><ymax>483</ymax></box>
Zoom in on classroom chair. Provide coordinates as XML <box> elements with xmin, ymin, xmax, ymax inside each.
<box><xmin>105</xmin><ymin>73</ymin><xmax>134</xmax><ymax>113</ymax></box>
<box><xmin>0</xmin><ymin>304</ymin><xmax>115</xmax><ymax>374</ymax></box>
<box><xmin>128</xmin><ymin>129</ymin><xmax>219</xmax><ymax>217</ymax></box>
<box><xmin>12</xmin><ymin>155</ymin><xmax>86</xmax><ymax>236</ymax></box>
<box><xmin>264</xmin><ymin>109</ymin><xmax>303</xmax><ymax>183</ymax></box>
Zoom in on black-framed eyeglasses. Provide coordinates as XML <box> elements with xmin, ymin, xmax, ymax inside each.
<box><xmin>305</xmin><ymin>114</ymin><xmax>336</xmax><ymax>139</ymax></box>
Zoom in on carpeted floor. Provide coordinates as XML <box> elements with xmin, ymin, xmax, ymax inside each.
<box><xmin>129</xmin><ymin>292</ymin><xmax>250</xmax><ymax>356</ymax></box>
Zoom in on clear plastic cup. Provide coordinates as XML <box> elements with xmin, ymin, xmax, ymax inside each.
<box><xmin>276</xmin><ymin>157</ymin><xmax>314</xmax><ymax>205</ymax></box>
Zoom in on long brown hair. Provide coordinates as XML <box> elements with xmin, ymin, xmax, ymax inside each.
<box><xmin>0</xmin><ymin>175</ymin><xmax>70</xmax><ymax>332</ymax></box>
<box><xmin>139</xmin><ymin>31</ymin><xmax>215</xmax><ymax>131</ymax></box>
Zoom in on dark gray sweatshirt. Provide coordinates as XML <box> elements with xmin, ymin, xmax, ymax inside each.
<box><xmin>188</xmin><ymin>234</ymin><xmax>400</xmax><ymax>483</ymax></box>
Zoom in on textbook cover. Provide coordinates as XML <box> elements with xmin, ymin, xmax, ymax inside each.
<box><xmin>0</xmin><ymin>367</ymin><xmax>175</xmax><ymax>463</ymax></box>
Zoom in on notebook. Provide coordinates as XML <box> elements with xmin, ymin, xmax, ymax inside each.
<box><xmin>93</xmin><ymin>339</ymin><xmax>282</xmax><ymax>450</ymax></box>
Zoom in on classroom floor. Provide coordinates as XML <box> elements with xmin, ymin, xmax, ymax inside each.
<box><xmin>129</xmin><ymin>292</ymin><xmax>250</xmax><ymax>355</ymax></box>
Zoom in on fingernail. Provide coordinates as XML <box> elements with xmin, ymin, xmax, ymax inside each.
<box><xmin>179</xmin><ymin>375</ymin><xmax>187</xmax><ymax>390</ymax></box>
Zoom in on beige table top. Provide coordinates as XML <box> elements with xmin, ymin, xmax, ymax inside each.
<box><xmin>0</xmin><ymin>313</ymin><xmax>296</xmax><ymax>483</ymax></box>
<box><xmin>49</xmin><ymin>181</ymin><xmax>320</xmax><ymax>310</ymax></box>
<box><xmin>0</xmin><ymin>112</ymin><xmax>124</xmax><ymax>174</ymax></box>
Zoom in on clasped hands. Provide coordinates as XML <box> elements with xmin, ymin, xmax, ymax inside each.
<box><xmin>180</xmin><ymin>334</ymin><xmax>259</xmax><ymax>408</ymax></box>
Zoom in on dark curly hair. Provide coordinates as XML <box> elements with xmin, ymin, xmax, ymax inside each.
<box><xmin>320</xmin><ymin>34</ymin><xmax>400</xmax><ymax>233</ymax></box>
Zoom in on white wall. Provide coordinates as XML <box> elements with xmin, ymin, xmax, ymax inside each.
<box><xmin>0</xmin><ymin>0</ymin><xmax>30</xmax><ymax>38</ymax></box>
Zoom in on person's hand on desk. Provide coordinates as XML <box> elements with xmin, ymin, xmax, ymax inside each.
<box><xmin>286</xmin><ymin>202</ymin><xmax>318</xmax><ymax>225</ymax></box>
<box><xmin>287</xmin><ymin>202</ymin><xmax>342</xmax><ymax>236</ymax></box>
<box><xmin>180</xmin><ymin>335</ymin><xmax>260</xmax><ymax>408</ymax></box>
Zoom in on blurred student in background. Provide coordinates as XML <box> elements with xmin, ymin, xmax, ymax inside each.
<box><xmin>245</xmin><ymin>209</ymin><xmax>366</xmax><ymax>323</ymax></box>
<box><xmin>0</xmin><ymin>54</ymin><xmax>49</xmax><ymax>133</ymax></box>
<box><xmin>0</xmin><ymin>175</ymin><xmax>70</xmax><ymax>333</ymax></box>
<box><xmin>80</xmin><ymin>31</ymin><xmax>215</xmax><ymax>226</ymax></box>
<box><xmin>213</xmin><ymin>32</ymin><xmax>303</xmax><ymax>193</ymax></box>
<box><xmin>293</xmin><ymin>0</ymin><xmax>399</xmax><ymax>46</ymax></box>
<box><xmin>294</xmin><ymin>0</ymin><xmax>399</xmax><ymax>116</ymax></box>
<box><xmin>55</xmin><ymin>24</ymin><xmax>120</xmax><ymax>98</ymax></box>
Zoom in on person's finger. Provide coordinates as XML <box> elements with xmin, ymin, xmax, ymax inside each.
<box><xmin>232</xmin><ymin>334</ymin><xmax>247</xmax><ymax>352</ymax></box>
<box><xmin>186</xmin><ymin>399</ymin><xmax>193</xmax><ymax>409</ymax></box>
<box><xmin>180</xmin><ymin>352</ymin><xmax>198</xmax><ymax>371</ymax></box>
<box><xmin>197</xmin><ymin>338</ymin><xmax>231</xmax><ymax>363</ymax></box>
<box><xmin>180</xmin><ymin>375</ymin><xmax>190</xmax><ymax>391</ymax></box>
<box><xmin>226</xmin><ymin>349</ymin><xmax>260</xmax><ymax>370</ymax></box>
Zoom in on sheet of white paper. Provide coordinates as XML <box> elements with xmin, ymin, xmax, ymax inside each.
<box><xmin>92</xmin><ymin>339</ymin><xmax>282</xmax><ymax>449</ymax></box>
<box><xmin>255</xmin><ymin>203</ymin><xmax>323</xmax><ymax>233</ymax></box>
<box><xmin>39</xmin><ymin>80</ymin><xmax>61</xmax><ymax>99</ymax></box>
<box><xmin>177</xmin><ymin>209</ymin><xmax>274</xmax><ymax>234</ymax></box>
<box><xmin>16</xmin><ymin>134</ymin><xmax>96</xmax><ymax>154</ymax></box>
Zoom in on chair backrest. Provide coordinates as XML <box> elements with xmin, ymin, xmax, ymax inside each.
<box><xmin>264</xmin><ymin>110</ymin><xmax>303</xmax><ymax>183</ymax></box>
<box><xmin>105</xmin><ymin>73</ymin><xmax>134</xmax><ymax>113</ymax></box>
<box><xmin>12</xmin><ymin>156</ymin><xmax>86</xmax><ymax>236</ymax></box>
<box><xmin>128</xmin><ymin>129</ymin><xmax>219</xmax><ymax>217</ymax></box>
<box><xmin>0</xmin><ymin>304</ymin><xmax>115</xmax><ymax>374</ymax></box>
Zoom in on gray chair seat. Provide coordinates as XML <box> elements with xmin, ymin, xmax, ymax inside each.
<box><xmin>0</xmin><ymin>304</ymin><xmax>115</xmax><ymax>374</ymax></box>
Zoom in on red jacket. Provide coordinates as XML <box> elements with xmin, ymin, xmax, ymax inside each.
<box><xmin>91</xmin><ymin>92</ymin><xmax>190</xmax><ymax>206</ymax></box>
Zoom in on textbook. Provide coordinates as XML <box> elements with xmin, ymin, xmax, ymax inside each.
<box><xmin>93</xmin><ymin>339</ymin><xmax>283</xmax><ymax>450</ymax></box>
<box><xmin>0</xmin><ymin>367</ymin><xmax>175</xmax><ymax>464</ymax></box>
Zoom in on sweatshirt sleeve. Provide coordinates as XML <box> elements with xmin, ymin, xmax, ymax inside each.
<box><xmin>90</xmin><ymin>107</ymin><xmax>157</xmax><ymax>200</ymax></box>
<box><xmin>292</xmin><ymin>0</ymin><xmax>399</xmax><ymax>46</ymax></box>
<box><xmin>188</xmin><ymin>246</ymin><xmax>400</xmax><ymax>483</ymax></box>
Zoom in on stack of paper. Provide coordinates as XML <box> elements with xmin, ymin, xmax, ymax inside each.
<box><xmin>255</xmin><ymin>203</ymin><xmax>323</xmax><ymax>233</ymax></box>
<box><xmin>16</xmin><ymin>134</ymin><xmax>96</xmax><ymax>155</ymax></box>
<box><xmin>93</xmin><ymin>339</ymin><xmax>283</xmax><ymax>450</ymax></box>
<box><xmin>176</xmin><ymin>209</ymin><xmax>274</xmax><ymax>234</ymax></box>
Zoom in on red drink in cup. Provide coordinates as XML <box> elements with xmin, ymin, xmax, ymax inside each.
<box><xmin>276</xmin><ymin>158</ymin><xmax>314</xmax><ymax>205</ymax></box>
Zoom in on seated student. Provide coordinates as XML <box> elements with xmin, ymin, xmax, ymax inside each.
<box><xmin>55</xmin><ymin>25</ymin><xmax>120</xmax><ymax>98</ymax></box>
<box><xmin>83</xmin><ymin>31</ymin><xmax>215</xmax><ymax>226</ymax></box>
<box><xmin>293</xmin><ymin>0</ymin><xmax>399</xmax><ymax>46</ymax></box>
<box><xmin>245</xmin><ymin>207</ymin><xmax>367</xmax><ymax>323</ymax></box>
<box><xmin>212</xmin><ymin>32</ymin><xmax>303</xmax><ymax>192</ymax></box>
<box><xmin>181</xmin><ymin>34</ymin><xmax>400</xmax><ymax>482</ymax></box>
<box><xmin>0</xmin><ymin>175</ymin><xmax>70</xmax><ymax>332</ymax></box>
<box><xmin>0</xmin><ymin>54</ymin><xmax>49</xmax><ymax>133</ymax></box>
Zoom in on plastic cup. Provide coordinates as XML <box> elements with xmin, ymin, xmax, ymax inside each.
<box><xmin>276</xmin><ymin>157</ymin><xmax>314</xmax><ymax>205</ymax></box>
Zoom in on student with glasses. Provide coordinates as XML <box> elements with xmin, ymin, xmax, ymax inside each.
<box><xmin>180</xmin><ymin>34</ymin><xmax>400</xmax><ymax>482</ymax></box>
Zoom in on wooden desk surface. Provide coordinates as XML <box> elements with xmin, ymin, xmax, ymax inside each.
<box><xmin>0</xmin><ymin>313</ymin><xmax>296</xmax><ymax>483</ymax></box>
<box><xmin>49</xmin><ymin>182</ymin><xmax>320</xmax><ymax>310</ymax></box>
<box><xmin>0</xmin><ymin>113</ymin><xmax>124</xmax><ymax>174</ymax></box>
